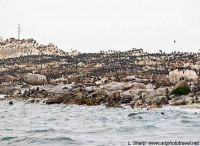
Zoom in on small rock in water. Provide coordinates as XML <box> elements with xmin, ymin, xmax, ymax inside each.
<box><xmin>128</xmin><ymin>113</ymin><xmax>138</xmax><ymax>117</ymax></box>
<box><xmin>9</xmin><ymin>101</ymin><xmax>13</xmax><ymax>105</ymax></box>
<box><xmin>161</xmin><ymin>112</ymin><xmax>165</xmax><ymax>115</ymax></box>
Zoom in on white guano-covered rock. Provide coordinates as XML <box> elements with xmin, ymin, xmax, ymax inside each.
<box><xmin>169</xmin><ymin>69</ymin><xmax>198</xmax><ymax>84</ymax></box>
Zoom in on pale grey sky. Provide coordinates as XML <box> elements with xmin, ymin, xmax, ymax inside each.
<box><xmin>0</xmin><ymin>0</ymin><xmax>200</xmax><ymax>53</ymax></box>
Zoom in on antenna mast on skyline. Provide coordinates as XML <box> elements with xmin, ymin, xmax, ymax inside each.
<box><xmin>18</xmin><ymin>24</ymin><xmax>22</xmax><ymax>39</ymax></box>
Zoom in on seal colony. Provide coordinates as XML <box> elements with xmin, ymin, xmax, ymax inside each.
<box><xmin>0</xmin><ymin>38</ymin><xmax>200</xmax><ymax>108</ymax></box>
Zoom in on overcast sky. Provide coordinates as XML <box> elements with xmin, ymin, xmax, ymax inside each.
<box><xmin>0</xmin><ymin>0</ymin><xmax>200</xmax><ymax>53</ymax></box>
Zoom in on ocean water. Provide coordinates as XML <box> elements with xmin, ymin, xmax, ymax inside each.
<box><xmin>0</xmin><ymin>100</ymin><xmax>199</xmax><ymax>146</ymax></box>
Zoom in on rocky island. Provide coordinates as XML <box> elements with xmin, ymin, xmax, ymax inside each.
<box><xmin>0</xmin><ymin>38</ymin><xmax>200</xmax><ymax>109</ymax></box>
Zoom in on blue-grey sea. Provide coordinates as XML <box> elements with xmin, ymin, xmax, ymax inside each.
<box><xmin>0</xmin><ymin>100</ymin><xmax>199</xmax><ymax>146</ymax></box>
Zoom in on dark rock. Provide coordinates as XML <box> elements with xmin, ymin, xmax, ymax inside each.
<box><xmin>46</xmin><ymin>97</ymin><xmax>64</xmax><ymax>104</ymax></box>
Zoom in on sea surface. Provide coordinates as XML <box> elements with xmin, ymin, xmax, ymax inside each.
<box><xmin>0</xmin><ymin>99</ymin><xmax>199</xmax><ymax>146</ymax></box>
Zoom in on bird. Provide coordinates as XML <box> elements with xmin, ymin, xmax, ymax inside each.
<box><xmin>9</xmin><ymin>101</ymin><xmax>14</xmax><ymax>105</ymax></box>
<box><xmin>161</xmin><ymin>112</ymin><xmax>165</xmax><ymax>115</ymax></box>
<box><xmin>174</xmin><ymin>40</ymin><xmax>176</xmax><ymax>43</ymax></box>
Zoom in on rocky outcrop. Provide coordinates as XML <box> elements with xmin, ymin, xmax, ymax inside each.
<box><xmin>1</xmin><ymin>44</ymin><xmax>200</xmax><ymax>108</ymax></box>
<box><xmin>168</xmin><ymin>69</ymin><xmax>198</xmax><ymax>84</ymax></box>
<box><xmin>170</xmin><ymin>80</ymin><xmax>191</xmax><ymax>96</ymax></box>
<box><xmin>0</xmin><ymin>38</ymin><xmax>66</xmax><ymax>59</ymax></box>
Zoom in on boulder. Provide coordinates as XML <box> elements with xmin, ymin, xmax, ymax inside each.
<box><xmin>108</xmin><ymin>91</ymin><xmax>121</xmax><ymax>102</ymax></box>
<box><xmin>85</xmin><ymin>86</ymin><xmax>96</xmax><ymax>93</ymax></box>
<box><xmin>195</xmin><ymin>91</ymin><xmax>200</xmax><ymax>96</ymax></box>
<box><xmin>90</xmin><ymin>89</ymin><xmax>107</xmax><ymax>98</ymax></box>
<box><xmin>74</xmin><ymin>92</ymin><xmax>83</xmax><ymax>100</ymax></box>
<box><xmin>185</xmin><ymin>97</ymin><xmax>194</xmax><ymax>104</ymax></box>
<box><xmin>158</xmin><ymin>96</ymin><xmax>169</xmax><ymax>105</ymax></box>
<box><xmin>0</xmin><ymin>86</ymin><xmax>10</xmax><ymax>94</ymax></box>
<box><xmin>25</xmin><ymin>73</ymin><xmax>47</xmax><ymax>85</ymax></box>
<box><xmin>121</xmin><ymin>88</ymin><xmax>139</xmax><ymax>98</ymax></box>
<box><xmin>152</xmin><ymin>97</ymin><xmax>162</xmax><ymax>108</ymax></box>
<box><xmin>143</xmin><ymin>94</ymin><xmax>167</xmax><ymax>106</ymax></box>
<box><xmin>134</xmin><ymin>100</ymin><xmax>144</xmax><ymax>107</ymax></box>
<box><xmin>175</xmin><ymin>99</ymin><xmax>186</xmax><ymax>105</ymax></box>
<box><xmin>45</xmin><ymin>97</ymin><xmax>64</xmax><ymax>104</ymax></box>
<box><xmin>168</xmin><ymin>100</ymin><xmax>176</xmax><ymax>106</ymax></box>
<box><xmin>124</xmin><ymin>76</ymin><xmax>136</xmax><ymax>81</ymax></box>
<box><xmin>84</xmin><ymin>98</ymin><xmax>93</xmax><ymax>106</ymax></box>
<box><xmin>168</xmin><ymin>69</ymin><xmax>198</xmax><ymax>84</ymax></box>
<box><xmin>170</xmin><ymin>80</ymin><xmax>191</xmax><ymax>96</ymax></box>
<box><xmin>145</xmin><ymin>97</ymin><xmax>154</xmax><ymax>105</ymax></box>
<box><xmin>100</xmin><ymin>82</ymin><xmax>133</xmax><ymax>91</ymax></box>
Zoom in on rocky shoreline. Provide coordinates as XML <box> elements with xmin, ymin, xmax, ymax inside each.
<box><xmin>0</xmin><ymin>38</ymin><xmax>200</xmax><ymax>108</ymax></box>
<box><xmin>2</xmin><ymin>79</ymin><xmax>200</xmax><ymax>109</ymax></box>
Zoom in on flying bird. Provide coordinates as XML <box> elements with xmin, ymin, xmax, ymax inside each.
<box><xmin>174</xmin><ymin>40</ymin><xmax>176</xmax><ymax>43</ymax></box>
